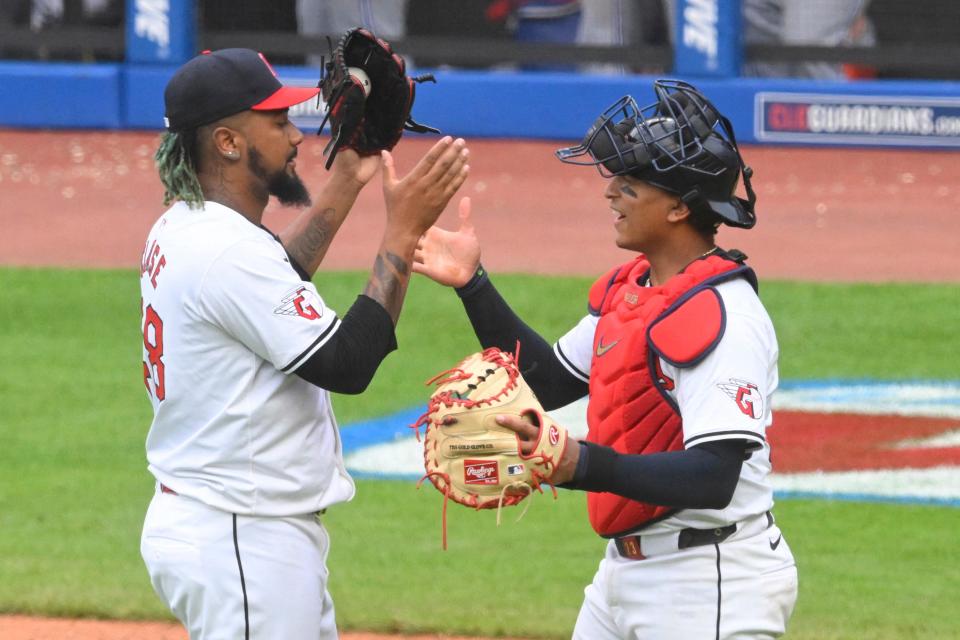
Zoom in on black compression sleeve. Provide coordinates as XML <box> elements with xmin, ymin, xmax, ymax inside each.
<box><xmin>456</xmin><ymin>267</ymin><xmax>588</xmax><ymax>410</ymax></box>
<box><xmin>294</xmin><ymin>295</ymin><xmax>397</xmax><ymax>394</ymax></box>
<box><xmin>565</xmin><ymin>439</ymin><xmax>748</xmax><ymax>509</ymax></box>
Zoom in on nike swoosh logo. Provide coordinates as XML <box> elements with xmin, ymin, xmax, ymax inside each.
<box><xmin>769</xmin><ymin>534</ymin><xmax>782</xmax><ymax>550</ymax></box>
<box><xmin>596</xmin><ymin>338</ymin><xmax>619</xmax><ymax>357</ymax></box>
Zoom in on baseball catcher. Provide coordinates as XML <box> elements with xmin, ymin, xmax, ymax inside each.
<box><xmin>317</xmin><ymin>27</ymin><xmax>439</xmax><ymax>169</ymax></box>
<box><xmin>410</xmin><ymin>79</ymin><xmax>799</xmax><ymax>637</ymax></box>
<box><xmin>413</xmin><ymin>347</ymin><xmax>569</xmax><ymax>549</ymax></box>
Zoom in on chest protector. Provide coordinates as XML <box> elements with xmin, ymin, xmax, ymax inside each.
<box><xmin>586</xmin><ymin>252</ymin><xmax>756</xmax><ymax>537</ymax></box>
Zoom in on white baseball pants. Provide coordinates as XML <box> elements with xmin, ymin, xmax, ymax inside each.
<box><xmin>141</xmin><ymin>488</ymin><xmax>337</xmax><ymax>639</ymax></box>
<box><xmin>573</xmin><ymin>518</ymin><xmax>798</xmax><ymax>639</ymax></box>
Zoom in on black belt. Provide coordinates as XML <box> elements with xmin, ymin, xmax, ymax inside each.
<box><xmin>615</xmin><ymin>512</ymin><xmax>774</xmax><ymax>560</ymax></box>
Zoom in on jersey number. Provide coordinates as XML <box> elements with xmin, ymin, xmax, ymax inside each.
<box><xmin>142</xmin><ymin>305</ymin><xmax>166</xmax><ymax>401</ymax></box>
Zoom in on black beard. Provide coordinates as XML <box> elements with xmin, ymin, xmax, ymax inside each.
<box><xmin>247</xmin><ymin>146</ymin><xmax>311</xmax><ymax>207</ymax></box>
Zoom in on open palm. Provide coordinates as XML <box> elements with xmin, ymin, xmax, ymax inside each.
<box><xmin>413</xmin><ymin>197</ymin><xmax>482</xmax><ymax>288</ymax></box>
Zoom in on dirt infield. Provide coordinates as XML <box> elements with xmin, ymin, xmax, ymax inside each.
<box><xmin>0</xmin><ymin>616</ymin><xmax>520</xmax><ymax>640</ymax></box>
<box><xmin>1</xmin><ymin>130</ymin><xmax>958</xmax><ymax>281</ymax></box>
<box><xmin>0</xmin><ymin>130</ymin><xmax>955</xmax><ymax>639</ymax></box>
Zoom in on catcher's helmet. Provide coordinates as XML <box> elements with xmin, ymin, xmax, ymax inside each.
<box><xmin>556</xmin><ymin>80</ymin><xmax>757</xmax><ymax>229</ymax></box>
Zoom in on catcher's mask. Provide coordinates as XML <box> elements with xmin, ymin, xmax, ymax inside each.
<box><xmin>556</xmin><ymin>79</ymin><xmax>757</xmax><ymax>229</ymax></box>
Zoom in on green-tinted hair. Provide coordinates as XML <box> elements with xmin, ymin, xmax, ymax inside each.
<box><xmin>155</xmin><ymin>129</ymin><xmax>204</xmax><ymax>208</ymax></box>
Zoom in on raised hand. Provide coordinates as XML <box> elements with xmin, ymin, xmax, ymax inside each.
<box><xmin>381</xmin><ymin>136</ymin><xmax>470</xmax><ymax>239</ymax></box>
<box><xmin>413</xmin><ymin>196</ymin><xmax>481</xmax><ymax>288</ymax></box>
<box><xmin>362</xmin><ymin>137</ymin><xmax>470</xmax><ymax>325</ymax></box>
<box><xmin>329</xmin><ymin>147</ymin><xmax>382</xmax><ymax>188</ymax></box>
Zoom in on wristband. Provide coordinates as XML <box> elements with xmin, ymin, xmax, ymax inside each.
<box><xmin>455</xmin><ymin>264</ymin><xmax>490</xmax><ymax>299</ymax></box>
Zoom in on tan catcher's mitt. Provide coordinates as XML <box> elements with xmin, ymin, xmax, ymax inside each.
<box><xmin>412</xmin><ymin>347</ymin><xmax>568</xmax><ymax>548</ymax></box>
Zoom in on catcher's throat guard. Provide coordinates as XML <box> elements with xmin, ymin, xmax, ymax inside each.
<box><xmin>556</xmin><ymin>79</ymin><xmax>757</xmax><ymax>229</ymax></box>
<box><xmin>412</xmin><ymin>347</ymin><xmax>568</xmax><ymax>549</ymax></box>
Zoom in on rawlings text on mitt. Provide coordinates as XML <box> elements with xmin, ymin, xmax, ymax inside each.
<box><xmin>317</xmin><ymin>27</ymin><xmax>439</xmax><ymax>169</ymax></box>
<box><xmin>412</xmin><ymin>347</ymin><xmax>568</xmax><ymax>549</ymax></box>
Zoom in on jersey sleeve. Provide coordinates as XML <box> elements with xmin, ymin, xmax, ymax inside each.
<box><xmin>665</xmin><ymin>293</ymin><xmax>778</xmax><ymax>452</ymax></box>
<box><xmin>554</xmin><ymin>314</ymin><xmax>598</xmax><ymax>383</ymax></box>
<box><xmin>197</xmin><ymin>238</ymin><xmax>340</xmax><ymax>372</ymax></box>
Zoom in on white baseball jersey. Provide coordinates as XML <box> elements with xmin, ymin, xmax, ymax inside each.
<box><xmin>555</xmin><ymin>277</ymin><xmax>779</xmax><ymax>532</ymax></box>
<box><xmin>139</xmin><ymin>200</ymin><xmax>355</xmax><ymax>516</ymax></box>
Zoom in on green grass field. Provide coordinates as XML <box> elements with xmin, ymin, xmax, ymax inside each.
<box><xmin>0</xmin><ymin>267</ymin><xmax>957</xmax><ymax>638</ymax></box>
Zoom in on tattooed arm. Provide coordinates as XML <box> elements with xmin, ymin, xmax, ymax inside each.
<box><xmin>364</xmin><ymin>136</ymin><xmax>470</xmax><ymax>325</ymax></box>
<box><xmin>290</xmin><ymin>138</ymin><xmax>469</xmax><ymax>392</ymax></box>
<box><xmin>279</xmin><ymin>149</ymin><xmax>381</xmax><ymax>277</ymax></box>
<box><xmin>364</xmin><ymin>251</ymin><xmax>410</xmax><ymax>324</ymax></box>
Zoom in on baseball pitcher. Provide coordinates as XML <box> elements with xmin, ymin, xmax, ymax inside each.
<box><xmin>139</xmin><ymin>43</ymin><xmax>467</xmax><ymax>639</ymax></box>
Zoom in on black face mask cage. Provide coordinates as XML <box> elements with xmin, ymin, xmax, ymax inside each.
<box><xmin>555</xmin><ymin>95</ymin><xmax>646</xmax><ymax>176</ymax></box>
<box><xmin>557</xmin><ymin>85</ymin><xmax>723</xmax><ymax>176</ymax></box>
<box><xmin>555</xmin><ymin>79</ymin><xmax>758</xmax><ymax>223</ymax></box>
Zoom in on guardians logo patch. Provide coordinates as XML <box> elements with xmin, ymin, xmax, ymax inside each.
<box><xmin>275</xmin><ymin>286</ymin><xmax>323</xmax><ymax>320</ymax></box>
<box><xmin>717</xmin><ymin>379</ymin><xmax>763</xmax><ymax>419</ymax></box>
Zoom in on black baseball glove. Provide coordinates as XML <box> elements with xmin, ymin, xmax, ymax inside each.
<box><xmin>318</xmin><ymin>27</ymin><xmax>439</xmax><ymax>169</ymax></box>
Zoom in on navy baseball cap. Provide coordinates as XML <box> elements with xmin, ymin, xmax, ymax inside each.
<box><xmin>163</xmin><ymin>48</ymin><xmax>320</xmax><ymax>132</ymax></box>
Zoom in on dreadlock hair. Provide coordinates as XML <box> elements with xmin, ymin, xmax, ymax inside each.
<box><xmin>155</xmin><ymin>128</ymin><xmax>204</xmax><ymax>208</ymax></box>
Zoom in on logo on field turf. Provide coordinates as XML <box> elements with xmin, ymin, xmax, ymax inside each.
<box><xmin>340</xmin><ymin>382</ymin><xmax>960</xmax><ymax>506</ymax></box>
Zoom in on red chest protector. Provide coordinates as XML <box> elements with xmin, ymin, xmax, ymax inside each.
<box><xmin>585</xmin><ymin>252</ymin><xmax>756</xmax><ymax>537</ymax></box>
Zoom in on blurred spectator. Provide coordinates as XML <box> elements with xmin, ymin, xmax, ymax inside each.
<box><xmin>486</xmin><ymin>0</ymin><xmax>582</xmax><ymax>70</ymax></box>
<box><xmin>484</xmin><ymin>1</ymin><xmax>670</xmax><ymax>74</ymax></box>
<box><xmin>576</xmin><ymin>0</ymin><xmax>668</xmax><ymax>74</ymax></box>
<box><xmin>406</xmin><ymin>0</ymin><xmax>510</xmax><ymax>69</ymax></box>
<box><xmin>741</xmin><ymin>0</ymin><xmax>876</xmax><ymax>79</ymax></box>
<box><xmin>30</xmin><ymin>0</ymin><xmax>121</xmax><ymax>30</ymax></box>
<box><xmin>200</xmin><ymin>0</ymin><xmax>300</xmax><ymax>65</ymax></box>
<box><xmin>19</xmin><ymin>0</ymin><xmax>122</xmax><ymax>60</ymax></box>
<box><xmin>663</xmin><ymin>0</ymin><xmax>875</xmax><ymax>79</ymax></box>
<box><xmin>296</xmin><ymin>0</ymin><xmax>408</xmax><ymax>67</ymax></box>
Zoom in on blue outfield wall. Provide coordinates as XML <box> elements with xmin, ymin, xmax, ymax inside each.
<box><xmin>0</xmin><ymin>61</ymin><xmax>124</xmax><ymax>129</ymax></box>
<box><xmin>3</xmin><ymin>60</ymin><xmax>960</xmax><ymax>149</ymax></box>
